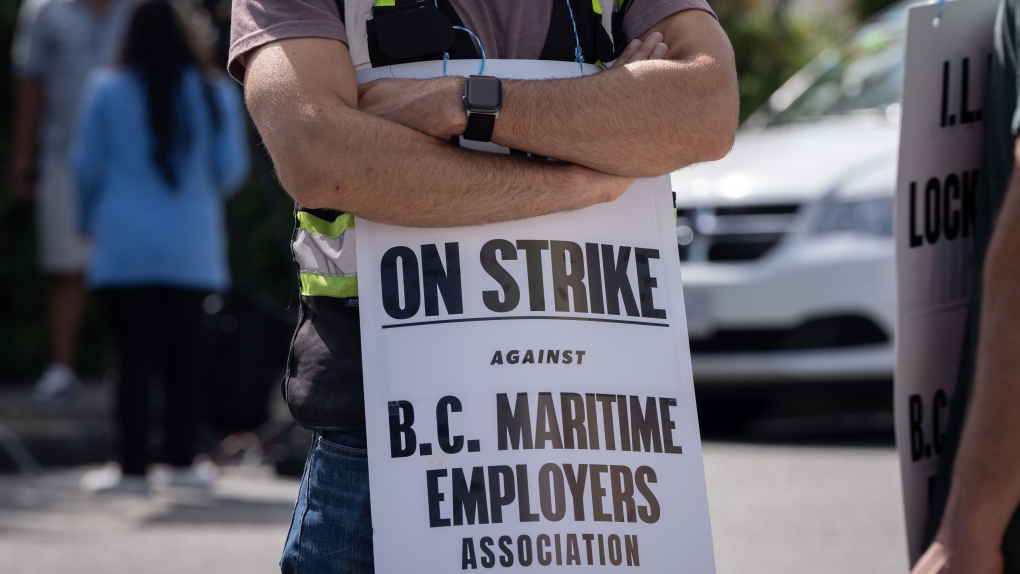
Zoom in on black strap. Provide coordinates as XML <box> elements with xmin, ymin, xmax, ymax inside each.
<box><xmin>355</xmin><ymin>0</ymin><xmax>629</xmax><ymax>68</ymax></box>
<box><xmin>540</xmin><ymin>0</ymin><xmax>599</xmax><ymax>64</ymax></box>
<box><xmin>366</xmin><ymin>0</ymin><xmax>478</xmax><ymax>67</ymax></box>
<box><xmin>463</xmin><ymin>113</ymin><xmax>496</xmax><ymax>142</ymax></box>
<box><xmin>611</xmin><ymin>0</ymin><xmax>637</xmax><ymax>61</ymax></box>
<box><xmin>538</xmin><ymin>0</ymin><xmax>635</xmax><ymax>64</ymax></box>
<box><xmin>298</xmin><ymin>205</ymin><xmax>346</xmax><ymax>221</ymax></box>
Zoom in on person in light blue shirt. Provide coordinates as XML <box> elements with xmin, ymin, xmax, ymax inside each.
<box><xmin>75</xmin><ymin>68</ymin><xmax>249</xmax><ymax>289</ymax></box>
<box><xmin>72</xmin><ymin>0</ymin><xmax>249</xmax><ymax>493</ymax></box>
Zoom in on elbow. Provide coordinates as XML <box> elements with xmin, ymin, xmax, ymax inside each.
<box><xmin>701</xmin><ymin>117</ymin><xmax>737</xmax><ymax>162</ymax></box>
<box><xmin>276</xmin><ymin>155</ymin><xmax>330</xmax><ymax>209</ymax></box>
<box><xmin>276</xmin><ymin>144</ymin><xmax>341</xmax><ymax>209</ymax></box>
<box><xmin>253</xmin><ymin>114</ymin><xmax>335</xmax><ymax>209</ymax></box>
<box><xmin>289</xmin><ymin>187</ymin><xmax>332</xmax><ymax>210</ymax></box>
<box><xmin>698</xmin><ymin>67</ymin><xmax>740</xmax><ymax>163</ymax></box>
<box><xmin>646</xmin><ymin>62</ymin><xmax>738</xmax><ymax>174</ymax></box>
<box><xmin>681</xmin><ymin>52</ymin><xmax>739</xmax><ymax>164</ymax></box>
<box><xmin>246</xmin><ymin>86</ymin><xmax>350</xmax><ymax>210</ymax></box>
<box><xmin>276</xmin><ymin>149</ymin><xmax>349</xmax><ymax>210</ymax></box>
<box><xmin>641</xmin><ymin>112</ymin><xmax>735</xmax><ymax>176</ymax></box>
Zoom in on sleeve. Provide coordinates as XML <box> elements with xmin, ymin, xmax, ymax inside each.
<box><xmin>621</xmin><ymin>0</ymin><xmax>717</xmax><ymax>43</ymax></box>
<box><xmin>71</xmin><ymin>73</ymin><xmax>110</xmax><ymax>234</ymax></box>
<box><xmin>228</xmin><ymin>0</ymin><xmax>348</xmax><ymax>83</ymax></box>
<box><xmin>12</xmin><ymin>0</ymin><xmax>53</xmax><ymax>78</ymax></box>
<box><xmin>212</xmin><ymin>78</ymin><xmax>251</xmax><ymax>196</ymax></box>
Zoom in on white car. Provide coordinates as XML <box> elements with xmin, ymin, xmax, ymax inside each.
<box><xmin>672</xmin><ymin>4</ymin><xmax>913</xmax><ymax>383</ymax></box>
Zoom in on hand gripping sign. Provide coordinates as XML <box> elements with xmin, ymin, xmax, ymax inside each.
<box><xmin>355</xmin><ymin>60</ymin><xmax>715</xmax><ymax>573</ymax></box>
<box><xmin>894</xmin><ymin>0</ymin><xmax>997</xmax><ymax>566</ymax></box>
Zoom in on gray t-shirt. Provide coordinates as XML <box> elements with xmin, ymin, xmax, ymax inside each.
<box><xmin>12</xmin><ymin>0</ymin><xmax>132</xmax><ymax>156</ymax></box>
<box><xmin>228</xmin><ymin>0</ymin><xmax>715</xmax><ymax>82</ymax></box>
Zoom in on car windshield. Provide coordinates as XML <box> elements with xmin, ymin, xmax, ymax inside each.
<box><xmin>751</xmin><ymin>5</ymin><xmax>909</xmax><ymax>128</ymax></box>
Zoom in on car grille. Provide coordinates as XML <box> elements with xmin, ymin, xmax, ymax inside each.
<box><xmin>689</xmin><ymin>315</ymin><xmax>890</xmax><ymax>353</ymax></box>
<box><xmin>676</xmin><ymin>203</ymin><xmax>801</xmax><ymax>262</ymax></box>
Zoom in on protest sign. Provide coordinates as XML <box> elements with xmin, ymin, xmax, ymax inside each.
<box><xmin>355</xmin><ymin>60</ymin><xmax>715</xmax><ymax>573</ymax></box>
<box><xmin>894</xmin><ymin>0</ymin><xmax>997</xmax><ymax>564</ymax></box>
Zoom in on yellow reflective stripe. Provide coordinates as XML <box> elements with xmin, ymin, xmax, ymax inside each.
<box><xmin>296</xmin><ymin>211</ymin><xmax>355</xmax><ymax>239</ymax></box>
<box><xmin>300</xmin><ymin>273</ymin><xmax>359</xmax><ymax>298</ymax></box>
<box><xmin>374</xmin><ymin>0</ymin><xmax>395</xmax><ymax>5</ymax></box>
<box><xmin>592</xmin><ymin>0</ymin><xmax>603</xmax><ymax>15</ymax></box>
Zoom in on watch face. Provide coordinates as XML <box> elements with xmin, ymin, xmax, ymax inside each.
<box><xmin>465</xmin><ymin>76</ymin><xmax>502</xmax><ymax>112</ymax></box>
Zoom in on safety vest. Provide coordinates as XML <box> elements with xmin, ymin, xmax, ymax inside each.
<box><xmin>294</xmin><ymin>0</ymin><xmax>635</xmax><ymax>301</ymax></box>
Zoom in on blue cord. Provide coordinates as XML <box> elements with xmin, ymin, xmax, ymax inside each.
<box><xmin>934</xmin><ymin>0</ymin><xmax>945</xmax><ymax>27</ymax></box>
<box><xmin>431</xmin><ymin>0</ymin><xmax>454</xmax><ymax>76</ymax></box>
<box><xmin>453</xmin><ymin>26</ymin><xmax>486</xmax><ymax>75</ymax></box>
<box><xmin>563</xmin><ymin>0</ymin><xmax>586</xmax><ymax>74</ymax></box>
<box><xmin>431</xmin><ymin>0</ymin><xmax>486</xmax><ymax>76</ymax></box>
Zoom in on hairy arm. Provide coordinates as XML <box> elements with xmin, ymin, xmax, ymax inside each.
<box><xmin>359</xmin><ymin>10</ymin><xmax>738</xmax><ymax>177</ymax></box>
<box><xmin>244</xmin><ymin>38</ymin><xmax>631</xmax><ymax>227</ymax></box>
<box><xmin>9</xmin><ymin>78</ymin><xmax>42</xmax><ymax>198</ymax></box>
<box><xmin>912</xmin><ymin>141</ymin><xmax>1020</xmax><ymax>574</ymax></box>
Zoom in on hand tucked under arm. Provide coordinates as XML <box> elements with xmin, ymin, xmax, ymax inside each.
<box><xmin>358</xmin><ymin>10</ymin><xmax>738</xmax><ymax>178</ymax></box>
<box><xmin>245</xmin><ymin>38</ymin><xmax>632</xmax><ymax>227</ymax></box>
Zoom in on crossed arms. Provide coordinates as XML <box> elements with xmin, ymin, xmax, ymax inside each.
<box><xmin>243</xmin><ymin>9</ymin><xmax>737</xmax><ymax>227</ymax></box>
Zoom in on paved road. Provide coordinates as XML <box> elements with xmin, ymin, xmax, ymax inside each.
<box><xmin>705</xmin><ymin>441</ymin><xmax>907</xmax><ymax>574</ymax></box>
<box><xmin>0</xmin><ymin>467</ymin><xmax>295</xmax><ymax>574</ymax></box>
<box><xmin>0</xmin><ymin>441</ymin><xmax>908</xmax><ymax>574</ymax></box>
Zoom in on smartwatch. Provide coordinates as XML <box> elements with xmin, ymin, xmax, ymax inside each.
<box><xmin>462</xmin><ymin>75</ymin><xmax>502</xmax><ymax>142</ymax></box>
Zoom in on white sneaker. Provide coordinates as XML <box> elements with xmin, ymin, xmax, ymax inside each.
<box><xmin>28</xmin><ymin>364</ymin><xmax>81</xmax><ymax>412</ymax></box>
<box><xmin>80</xmin><ymin>462</ymin><xmax>150</xmax><ymax>494</ymax></box>
<box><xmin>167</xmin><ymin>455</ymin><xmax>218</xmax><ymax>488</ymax></box>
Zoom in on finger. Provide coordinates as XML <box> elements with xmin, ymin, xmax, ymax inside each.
<box><xmin>611</xmin><ymin>39</ymin><xmax>641</xmax><ymax>67</ymax></box>
<box><xmin>910</xmin><ymin>543</ymin><xmax>950</xmax><ymax>574</ymax></box>
<box><xmin>650</xmin><ymin>43</ymin><xmax>669</xmax><ymax>59</ymax></box>
<box><xmin>627</xmin><ymin>32</ymin><xmax>664</xmax><ymax>63</ymax></box>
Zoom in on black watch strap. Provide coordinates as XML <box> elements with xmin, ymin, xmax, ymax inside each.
<box><xmin>463</xmin><ymin>112</ymin><xmax>497</xmax><ymax>142</ymax></box>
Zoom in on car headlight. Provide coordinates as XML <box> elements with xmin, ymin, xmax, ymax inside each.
<box><xmin>815</xmin><ymin>196</ymin><xmax>893</xmax><ymax>236</ymax></box>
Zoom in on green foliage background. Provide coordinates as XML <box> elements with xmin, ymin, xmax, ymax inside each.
<box><xmin>0</xmin><ymin>0</ymin><xmax>891</xmax><ymax>381</ymax></box>
<box><xmin>854</xmin><ymin>0</ymin><xmax>901</xmax><ymax>20</ymax></box>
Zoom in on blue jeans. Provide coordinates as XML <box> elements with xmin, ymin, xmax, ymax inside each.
<box><xmin>281</xmin><ymin>431</ymin><xmax>375</xmax><ymax>574</ymax></box>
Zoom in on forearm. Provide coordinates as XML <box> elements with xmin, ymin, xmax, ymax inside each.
<box><xmin>364</xmin><ymin>10</ymin><xmax>738</xmax><ymax>177</ymax></box>
<box><xmin>494</xmin><ymin>55</ymin><xmax>737</xmax><ymax>177</ymax></box>
<box><xmin>276</xmin><ymin>110</ymin><xmax>613</xmax><ymax>227</ymax></box>
<box><xmin>495</xmin><ymin>10</ymin><xmax>739</xmax><ymax>178</ymax></box>
<box><xmin>939</xmin><ymin>166</ymin><xmax>1020</xmax><ymax>548</ymax></box>
<box><xmin>12</xmin><ymin>79</ymin><xmax>42</xmax><ymax>158</ymax></box>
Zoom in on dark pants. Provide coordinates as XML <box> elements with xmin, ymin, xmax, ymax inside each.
<box><xmin>99</xmin><ymin>287</ymin><xmax>210</xmax><ymax>476</ymax></box>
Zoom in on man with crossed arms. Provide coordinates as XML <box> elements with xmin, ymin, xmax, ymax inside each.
<box><xmin>228</xmin><ymin>0</ymin><xmax>737</xmax><ymax>570</ymax></box>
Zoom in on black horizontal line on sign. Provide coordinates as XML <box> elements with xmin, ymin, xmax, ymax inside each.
<box><xmin>381</xmin><ymin>316</ymin><xmax>670</xmax><ymax>329</ymax></box>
